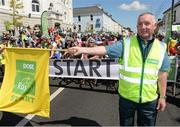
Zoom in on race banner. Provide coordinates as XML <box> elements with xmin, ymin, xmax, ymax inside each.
<box><xmin>49</xmin><ymin>59</ymin><xmax>119</xmax><ymax>80</ymax></box>
<box><xmin>0</xmin><ymin>48</ymin><xmax>50</xmax><ymax>117</ymax></box>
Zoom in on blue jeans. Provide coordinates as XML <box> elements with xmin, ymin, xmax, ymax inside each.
<box><xmin>119</xmin><ymin>96</ymin><xmax>158</xmax><ymax>126</ymax></box>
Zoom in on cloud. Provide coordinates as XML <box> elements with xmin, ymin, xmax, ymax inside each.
<box><xmin>118</xmin><ymin>1</ymin><xmax>149</xmax><ymax>11</ymax></box>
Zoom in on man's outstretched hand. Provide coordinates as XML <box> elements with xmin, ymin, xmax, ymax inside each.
<box><xmin>64</xmin><ymin>46</ymin><xmax>83</xmax><ymax>57</ymax></box>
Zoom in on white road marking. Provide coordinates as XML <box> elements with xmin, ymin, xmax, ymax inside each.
<box><xmin>15</xmin><ymin>87</ymin><xmax>64</xmax><ymax>126</ymax></box>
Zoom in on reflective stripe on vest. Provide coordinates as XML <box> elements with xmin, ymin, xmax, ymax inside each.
<box><xmin>119</xmin><ymin>65</ymin><xmax>158</xmax><ymax>75</ymax></box>
<box><xmin>119</xmin><ymin>73</ymin><xmax>157</xmax><ymax>84</ymax></box>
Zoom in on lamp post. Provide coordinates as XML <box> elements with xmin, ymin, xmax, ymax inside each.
<box><xmin>170</xmin><ymin>0</ymin><xmax>175</xmax><ymax>37</ymax></box>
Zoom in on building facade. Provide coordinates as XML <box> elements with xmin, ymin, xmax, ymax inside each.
<box><xmin>0</xmin><ymin>0</ymin><xmax>73</xmax><ymax>34</ymax></box>
<box><xmin>161</xmin><ymin>1</ymin><xmax>180</xmax><ymax>34</ymax></box>
<box><xmin>73</xmin><ymin>5</ymin><xmax>123</xmax><ymax>34</ymax></box>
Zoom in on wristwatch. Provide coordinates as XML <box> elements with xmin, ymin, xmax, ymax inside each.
<box><xmin>160</xmin><ymin>96</ymin><xmax>167</xmax><ymax>99</ymax></box>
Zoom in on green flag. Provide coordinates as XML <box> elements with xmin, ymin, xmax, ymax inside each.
<box><xmin>164</xmin><ymin>14</ymin><xmax>171</xmax><ymax>44</ymax></box>
<box><xmin>41</xmin><ymin>11</ymin><xmax>49</xmax><ymax>37</ymax></box>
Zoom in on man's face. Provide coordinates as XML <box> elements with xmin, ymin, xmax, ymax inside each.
<box><xmin>137</xmin><ymin>14</ymin><xmax>157</xmax><ymax>40</ymax></box>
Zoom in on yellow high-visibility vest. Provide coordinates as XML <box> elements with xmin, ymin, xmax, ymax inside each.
<box><xmin>119</xmin><ymin>36</ymin><xmax>167</xmax><ymax>103</ymax></box>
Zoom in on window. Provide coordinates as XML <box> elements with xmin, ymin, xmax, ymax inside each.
<box><xmin>49</xmin><ymin>2</ymin><xmax>53</xmax><ymax>7</ymax></box>
<box><xmin>163</xmin><ymin>16</ymin><xmax>165</xmax><ymax>25</ymax></box>
<box><xmin>173</xmin><ymin>10</ymin><xmax>176</xmax><ymax>22</ymax></box>
<box><xmin>95</xmin><ymin>18</ymin><xmax>101</xmax><ymax>28</ymax></box>
<box><xmin>78</xmin><ymin>25</ymin><xmax>81</xmax><ymax>31</ymax></box>
<box><xmin>78</xmin><ymin>16</ymin><xmax>81</xmax><ymax>22</ymax></box>
<box><xmin>90</xmin><ymin>14</ymin><xmax>93</xmax><ymax>21</ymax></box>
<box><xmin>0</xmin><ymin>0</ymin><xmax>5</xmax><ymax>6</ymax></box>
<box><xmin>64</xmin><ymin>12</ymin><xmax>67</xmax><ymax>20</ymax></box>
<box><xmin>168</xmin><ymin>13</ymin><xmax>170</xmax><ymax>20</ymax></box>
<box><xmin>32</xmin><ymin>0</ymin><xmax>40</xmax><ymax>12</ymax></box>
<box><xmin>66</xmin><ymin>0</ymin><xmax>69</xmax><ymax>5</ymax></box>
<box><xmin>63</xmin><ymin>0</ymin><xmax>66</xmax><ymax>5</ymax></box>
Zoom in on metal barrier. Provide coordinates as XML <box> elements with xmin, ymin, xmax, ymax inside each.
<box><xmin>168</xmin><ymin>55</ymin><xmax>180</xmax><ymax>96</ymax></box>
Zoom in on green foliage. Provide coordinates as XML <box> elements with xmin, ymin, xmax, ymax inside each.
<box><xmin>9</xmin><ymin>0</ymin><xmax>24</xmax><ymax>9</ymax></box>
<box><xmin>164</xmin><ymin>13</ymin><xmax>172</xmax><ymax>44</ymax></box>
<box><xmin>4</xmin><ymin>21</ymin><xmax>13</xmax><ymax>30</ymax></box>
<box><xmin>9</xmin><ymin>0</ymin><xmax>24</xmax><ymax>30</ymax></box>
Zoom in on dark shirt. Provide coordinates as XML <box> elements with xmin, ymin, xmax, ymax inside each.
<box><xmin>137</xmin><ymin>34</ymin><xmax>154</xmax><ymax>63</ymax></box>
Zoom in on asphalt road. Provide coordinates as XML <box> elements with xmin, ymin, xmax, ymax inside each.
<box><xmin>0</xmin><ymin>78</ymin><xmax>180</xmax><ymax>126</ymax></box>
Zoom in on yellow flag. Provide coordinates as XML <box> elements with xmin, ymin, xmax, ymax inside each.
<box><xmin>0</xmin><ymin>48</ymin><xmax>50</xmax><ymax>117</ymax></box>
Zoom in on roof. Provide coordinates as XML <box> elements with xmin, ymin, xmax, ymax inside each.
<box><xmin>73</xmin><ymin>5</ymin><xmax>106</xmax><ymax>16</ymax></box>
<box><xmin>73</xmin><ymin>5</ymin><xmax>123</xmax><ymax>28</ymax></box>
<box><xmin>163</xmin><ymin>1</ymin><xmax>180</xmax><ymax>14</ymax></box>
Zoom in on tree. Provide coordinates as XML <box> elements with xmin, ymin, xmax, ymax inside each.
<box><xmin>4</xmin><ymin>21</ymin><xmax>13</xmax><ymax>31</ymax></box>
<box><xmin>9</xmin><ymin>0</ymin><xmax>24</xmax><ymax>33</ymax></box>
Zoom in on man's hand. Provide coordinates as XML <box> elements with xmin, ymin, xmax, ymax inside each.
<box><xmin>64</xmin><ymin>46</ymin><xmax>107</xmax><ymax>57</ymax></box>
<box><xmin>157</xmin><ymin>98</ymin><xmax>166</xmax><ymax>112</ymax></box>
<box><xmin>64</xmin><ymin>46</ymin><xmax>83</xmax><ymax>57</ymax></box>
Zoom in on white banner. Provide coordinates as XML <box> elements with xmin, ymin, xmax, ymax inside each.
<box><xmin>49</xmin><ymin>59</ymin><xmax>119</xmax><ymax>80</ymax></box>
<box><xmin>172</xmin><ymin>25</ymin><xmax>180</xmax><ymax>31</ymax></box>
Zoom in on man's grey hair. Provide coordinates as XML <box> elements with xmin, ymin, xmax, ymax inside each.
<box><xmin>138</xmin><ymin>12</ymin><xmax>157</xmax><ymax>24</ymax></box>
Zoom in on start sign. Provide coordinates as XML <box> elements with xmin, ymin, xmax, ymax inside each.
<box><xmin>49</xmin><ymin>59</ymin><xmax>119</xmax><ymax>80</ymax></box>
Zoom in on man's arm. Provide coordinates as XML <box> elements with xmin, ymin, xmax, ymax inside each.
<box><xmin>67</xmin><ymin>46</ymin><xmax>107</xmax><ymax>56</ymax></box>
<box><xmin>66</xmin><ymin>40</ymin><xmax>124</xmax><ymax>58</ymax></box>
<box><xmin>157</xmin><ymin>71</ymin><xmax>168</xmax><ymax>111</ymax></box>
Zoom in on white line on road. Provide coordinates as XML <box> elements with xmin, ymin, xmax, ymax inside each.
<box><xmin>50</xmin><ymin>88</ymin><xmax>64</xmax><ymax>101</ymax></box>
<box><xmin>15</xmin><ymin>87</ymin><xmax>64</xmax><ymax>127</ymax></box>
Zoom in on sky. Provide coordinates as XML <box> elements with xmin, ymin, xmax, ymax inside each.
<box><xmin>73</xmin><ymin>0</ymin><xmax>179</xmax><ymax>32</ymax></box>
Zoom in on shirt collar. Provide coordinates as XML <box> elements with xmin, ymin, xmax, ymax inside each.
<box><xmin>137</xmin><ymin>34</ymin><xmax>155</xmax><ymax>45</ymax></box>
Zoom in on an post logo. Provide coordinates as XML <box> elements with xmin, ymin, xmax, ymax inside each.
<box><xmin>13</xmin><ymin>60</ymin><xmax>36</xmax><ymax>96</ymax></box>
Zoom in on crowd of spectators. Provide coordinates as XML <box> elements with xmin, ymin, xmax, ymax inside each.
<box><xmin>0</xmin><ymin>25</ymin><xmax>124</xmax><ymax>60</ymax></box>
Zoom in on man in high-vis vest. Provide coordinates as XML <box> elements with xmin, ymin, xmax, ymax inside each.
<box><xmin>66</xmin><ymin>12</ymin><xmax>170</xmax><ymax>126</ymax></box>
